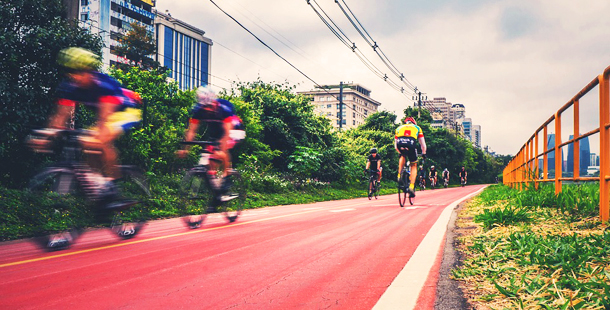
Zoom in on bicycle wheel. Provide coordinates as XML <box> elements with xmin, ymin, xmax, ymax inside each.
<box><xmin>368</xmin><ymin>178</ymin><xmax>374</xmax><ymax>200</ymax></box>
<box><xmin>398</xmin><ymin>173</ymin><xmax>408</xmax><ymax>207</ymax></box>
<box><xmin>179</xmin><ymin>168</ymin><xmax>211</xmax><ymax>229</ymax></box>
<box><xmin>220</xmin><ymin>172</ymin><xmax>245</xmax><ymax>223</ymax></box>
<box><xmin>110</xmin><ymin>167</ymin><xmax>151</xmax><ymax>239</ymax></box>
<box><xmin>374</xmin><ymin>180</ymin><xmax>379</xmax><ymax>199</ymax></box>
<box><xmin>28</xmin><ymin>167</ymin><xmax>85</xmax><ymax>251</ymax></box>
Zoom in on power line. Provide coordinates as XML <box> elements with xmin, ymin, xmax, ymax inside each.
<box><xmin>335</xmin><ymin>0</ymin><xmax>416</xmax><ymax>91</ymax></box>
<box><xmin>306</xmin><ymin>0</ymin><xmax>411</xmax><ymax>98</ymax></box>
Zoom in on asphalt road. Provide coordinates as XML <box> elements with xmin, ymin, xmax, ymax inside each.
<box><xmin>0</xmin><ymin>184</ymin><xmax>485</xmax><ymax>309</ymax></box>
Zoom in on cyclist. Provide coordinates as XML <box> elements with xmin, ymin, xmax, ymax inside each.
<box><xmin>442</xmin><ymin>168</ymin><xmax>450</xmax><ymax>186</ymax></box>
<box><xmin>177</xmin><ymin>86</ymin><xmax>245</xmax><ymax>202</ymax></box>
<box><xmin>365</xmin><ymin>147</ymin><xmax>382</xmax><ymax>190</ymax></box>
<box><xmin>459</xmin><ymin>166</ymin><xmax>468</xmax><ymax>185</ymax></box>
<box><xmin>429</xmin><ymin>165</ymin><xmax>438</xmax><ymax>187</ymax></box>
<box><xmin>394</xmin><ymin>116</ymin><xmax>427</xmax><ymax>198</ymax></box>
<box><xmin>44</xmin><ymin>47</ymin><xmax>142</xmax><ymax>209</ymax></box>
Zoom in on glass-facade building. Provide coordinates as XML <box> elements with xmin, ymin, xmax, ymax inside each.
<box><xmin>154</xmin><ymin>10</ymin><xmax>212</xmax><ymax>90</ymax></box>
<box><xmin>566</xmin><ymin>135</ymin><xmax>590</xmax><ymax>175</ymax></box>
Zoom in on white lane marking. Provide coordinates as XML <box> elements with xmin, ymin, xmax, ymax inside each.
<box><xmin>373</xmin><ymin>186</ymin><xmax>487</xmax><ymax>310</ymax></box>
<box><xmin>330</xmin><ymin>209</ymin><xmax>355</xmax><ymax>213</ymax></box>
<box><xmin>402</xmin><ymin>207</ymin><xmax>419</xmax><ymax>210</ymax></box>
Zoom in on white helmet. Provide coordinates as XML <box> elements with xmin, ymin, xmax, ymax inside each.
<box><xmin>196</xmin><ymin>85</ymin><xmax>217</xmax><ymax>105</ymax></box>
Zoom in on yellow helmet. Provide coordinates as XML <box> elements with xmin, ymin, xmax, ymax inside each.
<box><xmin>57</xmin><ymin>47</ymin><xmax>101</xmax><ymax>70</ymax></box>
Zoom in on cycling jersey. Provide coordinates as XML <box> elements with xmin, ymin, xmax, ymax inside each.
<box><xmin>459</xmin><ymin>170</ymin><xmax>467</xmax><ymax>178</ymax></box>
<box><xmin>57</xmin><ymin>72</ymin><xmax>138</xmax><ymax>109</ymax></box>
<box><xmin>395</xmin><ymin>123</ymin><xmax>424</xmax><ymax>140</ymax></box>
<box><xmin>190</xmin><ymin>98</ymin><xmax>244</xmax><ymax>141</ymax></box>
<box><xmin>443</xmin><ymin>171</ymin><xmax>449</xmax><ymax>178</ymax></box>
<box><xmin>430</xmin><ymin>169</ymin><xmax>437</xmax><ymax>177</ymax></box>
<box><xmin>368</xmin><ymin>154</ymin><xmax>381</xmax><ymax>170</ymax></box>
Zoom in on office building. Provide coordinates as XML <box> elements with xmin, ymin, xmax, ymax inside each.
<box><xmin>78</xmin><ymin>0</ymin><xmax>155</xmax><ymax>67</ymax></box>
<box><xmin>472</xmin><ymin>125</ymin><xmax>481</xmax><ymax>149</ymax></box>
<box><xmin>298</xmin><ymin>84</ymin><xmax>381</xmax><ymax>130</ymax></box>
<box><xmin>566</xmin><ymin>135</ymin><xmax>590</xmax><ymax>176</ymax></box>
<box><xmin>154</xmin><ymin>10</ymin><xmax>212</xmax><ymax>90</ymax></box>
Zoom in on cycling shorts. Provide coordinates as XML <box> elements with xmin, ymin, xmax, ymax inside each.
<box><xmin>395</xmin><ymin>137</ymin><xmax>418</xmax><ymax>163</ymax></box>
<box><xmin>106</xmin><ymin>108</ymin><xmax>142</xmax><ymax>133</ymax></box>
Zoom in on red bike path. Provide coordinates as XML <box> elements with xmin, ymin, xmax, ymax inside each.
<box><xmin>0</xmin><ymin>184</ymin><xmax>485</xmax><ymax>309</ymax></box>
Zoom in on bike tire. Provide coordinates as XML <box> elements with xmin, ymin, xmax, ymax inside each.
<box><xmin>220</xmin><ymin>172</ymin><xmax>245</xmax><ymax>223</ymax></box>
<box><xmin>368</xmin><ymin>178</ymin><xmax>374</xmax><ymax>200</ymax></box>
<box><xmin>28</xmin><ymin>168</ymin><xmax>84</xmax><ymax>251</ymax></box>
<box><xmin>374</xmin><ymin>180</ymin><xmax>378</xmax><ymax>199</ymax></box>
<box><xmin>398</xmin><ymin>172</ymin><xmax>408</xmax><ymax>207</ymax></box>
<box><xmin>110</xmin><ymin>167</ymin><xmax>151</xmax><ymax>239</ymax></box>
<box><xmin>179</xmin><ymin>168</ymin><xmax>211</xmax><ymax>229</ymax></box>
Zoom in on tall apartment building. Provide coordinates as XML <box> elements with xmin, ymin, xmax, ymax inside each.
<box><xmin>154</xmin><ymin>10</ymin><xmax>212</xmax><ymax>90</ymax></box>
<box><xmin>78</xmin><ymin>0</ymin><xmax>155</xmax><ymax>67</ymax></box>
<box><xmin>472</xmin><ymin>124</ymin><xmax>481</xmax><ymax>149</ymax></box>
<box><xmin>298</xmin><ymin>84</ymin><xmax>381</xmax><ymax>130</ymax></box>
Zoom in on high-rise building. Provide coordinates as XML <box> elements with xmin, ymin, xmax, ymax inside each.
<box><xmin>78</xmin><ymin>0</ymin><xmax>156</xmax><ymax>67</ymax></box>
<box><xmin>566</xmin><ymin>135</ymin><xmax>590</xmax><ymax>176</ymax></box>
<box><xmin>462</xmin><ymin>118</ymin><xmax>472</xmax><ymax>141</ymax></box>
<box><xmin>298</xmin><ymin>83</ymin><xmax>381</xmax><ymax>130</ymax></box>
<box><xmin>154</xmin><ymin>10</ymin><xmax>212</xmax><ymax>90</ymax></box>
<box><xmin>590</xmin><ymin>153</ymin><xmax>600</xmax><ymax>167</ymax></box>
<box><xmin>546</xmin><ymin>134</ymin><xmax>565</xmax><ymax>173</ymax></box>
<box><xmin>472</xmin><ymin>125</ymin><xmax>481</xmax><ymax>149</ymax></box>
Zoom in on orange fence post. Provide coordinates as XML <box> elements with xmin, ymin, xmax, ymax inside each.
<box><xmin>599</xmin><ymin>72</ymin><xmax>609</xmax><ymax>222</ymax></box>
<box><xmin>534</xmin><ymin>132</ymin><xmax>539</xmax><ymax>189</ymax></box>
<box><xmin>574</xmin><ymin>100</ymin><xmax>580</xmax><ymax>179</ymax></box>
<box><xmin>554</xmin><ymin>113</ymin><xmax>562</xmax><ymax>194</ymax></box>
<box><xmin>543</xmin><ymin>126</ymin><xmax>548</xmax><ymax>181</ymax></box>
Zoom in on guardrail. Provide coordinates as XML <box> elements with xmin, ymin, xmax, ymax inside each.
<box><xmin>503</xmin><ymin>66</ymin><xmax>610</xmax><ymax>222</ymax></box>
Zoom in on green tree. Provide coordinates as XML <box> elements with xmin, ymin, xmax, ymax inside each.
<box><xmin>0</xmin><ymin>0</ymin><xmax>102</xmax><ymax>187</ymax></box>
<box><xmin>114</xmin><ymin>22</ymin><xmax>159</xmax><ymax>69</ymax></box>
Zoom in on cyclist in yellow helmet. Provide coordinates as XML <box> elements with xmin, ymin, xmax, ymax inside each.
<box><xmin>394</xmin><ymin>116</ymin><xmax>427</xmax><ymax>197</ymax></box>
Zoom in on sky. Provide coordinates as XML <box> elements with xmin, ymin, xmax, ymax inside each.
<box><xmin>155</xmin><ymin>0</ymin><xmax>609</xmax><ymax>156</ymax></box>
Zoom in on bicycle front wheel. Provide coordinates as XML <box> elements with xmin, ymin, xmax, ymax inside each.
<box><xmin>374</xmin><ymin>180</ymin><xmax>379</xmax><ymax>199</ymax></box>
<box><xmin>179</xmin><ymin>168</ymin><xmax>212</xmax><ymax>229</ymax></box>
<box><xmin>110</xmin><ymin>167</ymin><xmax>151</xmax><ymax>239</ymax></box>
<box><xmin>368</xmin><ymin>178</ymin><xmax>374</xmax><ymax>200</ymax></box>
<box><xmin>220</xmin><ymin>172</ymin><xmax>245</xmax><ymax>223</ymax></box>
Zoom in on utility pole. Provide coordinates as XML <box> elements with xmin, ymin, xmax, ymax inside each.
<box><xmin>339</xmin><ymin>81</ymin><xmax>343</xmax><ymax>130</ymax></box>
<box><xmin>412</xmin><ymin>87</ymin><xmax>427</xmax><ymax>119</ymax></box>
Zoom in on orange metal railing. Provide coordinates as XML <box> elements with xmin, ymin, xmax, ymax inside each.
<box><xmin>503</xmin><ymin>66</ymin><xmax>610</xmax><ymax>222</ymax></box>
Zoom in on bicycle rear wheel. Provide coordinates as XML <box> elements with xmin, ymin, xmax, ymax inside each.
<box><xmin>220</xmin><ymin>172</ymin><xmax>245</xmax><ymax>223</ymax></box>
<box><xmin>110</xmin><ymin>167</ymin><xmax>151</xmax><ymax>239</ymax></box>
<box><xmin>398</xmin><ymin>173</ymin><xmax>408</xmax><ymax>207</ymax></box>
<box><xmin>179</xmin><ymin>168</ymin><xmax>211</xmax><ymax>229</ymax></box>
<box><xmin>368</xmin><ymin>178</ymin><xmax>374</xmax><ymax>200</ymax></box>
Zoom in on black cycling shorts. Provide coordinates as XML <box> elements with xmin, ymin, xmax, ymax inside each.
<box><xmin>395</xmin><ymin>137</ymin><xmax>418</xmax><ymax>163</ymax></box>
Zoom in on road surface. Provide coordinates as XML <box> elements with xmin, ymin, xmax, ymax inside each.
<box><xmin>0</xmin><ymin>184</ymin><xmax>485</xmax><ymax>309</ymax></box>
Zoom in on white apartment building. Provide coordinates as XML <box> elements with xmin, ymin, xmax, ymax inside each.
<box><xmin>298</xmin><ymin>84</ymin><xmax>381</xmax><ymax>130</ymax></box>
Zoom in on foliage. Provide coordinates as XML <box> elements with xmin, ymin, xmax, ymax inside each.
<box><xmin>0</xmin><ymin>0</ymin><xmax>102</xmax><ymax>187</ymax></box>
<box><xmin>287</xmin><ymin>146</ymin><xmax>323</xmax><ymax>180</ymax></box>
<box><xmin>113</xmin><ymin>22</ymin><xmax>159</xmax><ymax>69</ymax></box>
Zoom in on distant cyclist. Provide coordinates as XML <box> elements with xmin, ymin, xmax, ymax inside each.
<box><xmin>429</xmin><ymin>165</ymin><xmax>438</xmax><ymax>187</ymax></box>
<box><xmin>394</xmin><ymin>117</ymin><xmax>427</xmax><ymax>198</ymax></box>
<box><xmin>365</xmin><ymin>147</ymin><xmax>382</xmax><ymax>184</ymax></box>
<box><xmin>177</xmin><ymin>86</ymin><xmax>245</xmax><ymax>202</ymax></box>
<box><xmin>43</xmin><ymin>47</ymin><xmax>142</xmax><ymax>209</ymax></box>
<box><xmin>459</xmin><ymin>166</ymin><xmax>468</xmax><ymax>186</ymax></box>
<box><xmin>442</xmin><ymin>168</ymin><xmax>450</xmax><ymax>185</ymax></box>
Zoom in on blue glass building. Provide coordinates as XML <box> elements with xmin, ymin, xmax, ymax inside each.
<box><xmin>566</xmin><ymin>135</ymin><xmax>590</xmax><ymax>175</ymax></box>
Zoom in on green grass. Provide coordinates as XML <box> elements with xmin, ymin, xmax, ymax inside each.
<box><xmin>454</xmin><ymin>184</ymin><xmax>610</xmax><ymax>310</ymax></box>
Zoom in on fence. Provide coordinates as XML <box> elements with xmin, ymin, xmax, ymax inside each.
<box><xmin>503</xmin><ymin>66</ymin><xmax>609</xmax><ymax>222</ymax></box>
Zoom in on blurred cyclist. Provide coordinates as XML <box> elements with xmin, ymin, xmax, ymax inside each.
<box><xmin>365</xmin><ymin>147</ymin><xmax>382</xmax><ymax>184</ymax></box>
<box><xmin>429</xmin><ymin>165</ymin><xmax>438</xmax><ymax>187</ymax></box>
<box><xmin>394</xmin><ymin>116</ymin><xmax>427</xmax><ymax>197</ymax></box>
<box><xmin>177</xmin><ymin>86</ymin><xmax>245</xmax><ymax>202</ymax></box>
<box><xmin>45</xmin><ymin>47</ymin><xmax>141</xmax><ymax>209</ymax></box>
<box><xmin>459</xmin><ymin>166</ymin><xmax>468</xmax><ymax>185</ymax></box>
<box><xmin>442</xmin><ymin>168</ymin><xmax>450</xmax><ymax>184</ymax></box>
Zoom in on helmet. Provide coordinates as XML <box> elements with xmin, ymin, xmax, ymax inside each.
<box><xmin>57</xmin><ymin>47</ymin><xmax>101</xmax><ymax>71</ymax></box>
<box><xmin>196</xmin><ymin>85</ymin><xmax>217</xmax><ymax>106</ymax></box>
<box><xmin>431</xmin><ymin>165</ymin><xmax>435</xmax><ymax>169</ymax></box>
<box><xmin>370</xmin><ymin>148</ymin><xmax>377</xmax><ymax>154</ymax></box>
<box><xmin>404</xmin><ymin>117</ymin><xmax>417</xmax><ymax>125</ymax></box>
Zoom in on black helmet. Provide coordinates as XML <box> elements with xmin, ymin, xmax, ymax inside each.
<box><xmin>370</xmin><ymin>148</ymin><xmax>377</xmax><ymax>154</ymax></box>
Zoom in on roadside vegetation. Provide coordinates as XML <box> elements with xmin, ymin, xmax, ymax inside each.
<box><xmin>453</xmin><ymin>183</ymin><xmax>610</xmax><ymax>309</ymax></box>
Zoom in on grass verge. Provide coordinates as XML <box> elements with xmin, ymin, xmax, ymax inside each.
<box><xmin>453</xmin><ymin>184</ymin><xmax>610</xmax><ymax>309</ymax></box>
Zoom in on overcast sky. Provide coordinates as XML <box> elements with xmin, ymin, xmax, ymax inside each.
<box><xmin>155</xmin><ymin>0</ymin><xmax>609</xmax><ymax>155</ymax></box>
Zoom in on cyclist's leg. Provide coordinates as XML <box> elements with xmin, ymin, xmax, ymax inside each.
<box><xmin>377</xmin><ymin>167</ymin><xmax>382</xmax><ymax>182</ymax></box>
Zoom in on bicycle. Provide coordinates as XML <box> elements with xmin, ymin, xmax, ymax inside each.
<box><xmin>27</xmin><ymin>129</ymin><xmax>150</xmax><ymax>251</ymax></box>
<box><xmin>418</xmin><ymin>172</ymin><xmax>426</xmax><ymax>191</ymax></box>
<box><xmin>179</xmin><ymin>141</ymin><xmax>246</xmax><ymax>228</ymax></box>
<box><xmin>429</xmin><ymin>176</ymin><xmax>437</xmax><ymax>189</ymax></box>
<box><xmin>460</xmin><ymin>177</ymin><xmax>467</xmax><ymax>187</ymax></box>
<box><xmin>367</xmin><ymin>169</ymin><xmax>379</xmax><ymax>200</ymax></box>
<box><xmin>443</xmin><ymin>176</ymin><xmax>449</xmax><ymax>188</ymax></box>
<box><xmin>398</xmin><ymin>159</ymin><xmax>423</xmax><ymax>207</ymax></box>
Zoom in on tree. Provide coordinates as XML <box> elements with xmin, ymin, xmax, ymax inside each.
<box><xmin>0</xmin><ymin>0</ymin><xmax>102</xmax><ymax>187</ymax></box>
<box><xmin>114</xmin><ymin>22</ymin><xmax>159</xmax><ymax>69</ymax></box>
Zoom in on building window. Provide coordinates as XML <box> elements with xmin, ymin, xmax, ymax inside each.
<box><xmin>80</xmin><ymin>13</ymin><xmax>88</xmax><ymax>21</ymax></box>
<box><xmin>353</xmin><ymin>120</ymin><xmax>356</xmax><ymax>125</ymax></box>
<box><xmin>353</xmin><ymin>112</ymin><xmax>356</xmax><ymax>118</ymax></box>
<box><xmin>327</xmin><ymin>104</ymin><xmax>331</xmax><ymax>108</ymax></box>
<box><xmin>81</xmin><ymin>0</ymin><xmax>88</xmax><ymax>5</ymax></box>
<box><xmin>320</xmin><ymin>97</ymin><xmax>326</xmax><ymax>102</ymax></box>
<box><xmin>364</xmin><ymin>110</ymin><xmax>368</xmax><ymax>115</ymax></box>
